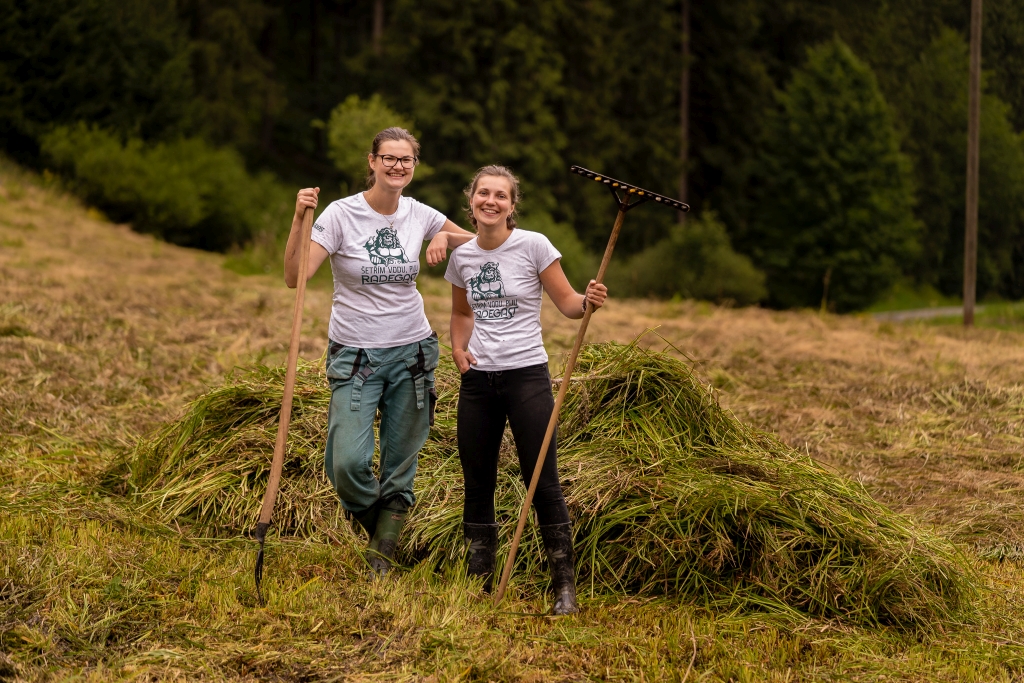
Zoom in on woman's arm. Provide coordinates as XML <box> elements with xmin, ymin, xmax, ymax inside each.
<box><xmin>538</xmin><ymin>260</ymin><xmax>608</xmax><ymax>320</ymax></box>
<box><xmin>284</xmin><ymin>187</ymin><xmax>331</xmax><ymax>288</ymax></box>
<box><xmin>425</xmin><ymin>220</ymin><xmax>476</xmax><ymax>267</ymax></box>
<box><xmin>450</xmin><ymin>285</ymin><xmax>478</xmax><ymax>372</ymax></box>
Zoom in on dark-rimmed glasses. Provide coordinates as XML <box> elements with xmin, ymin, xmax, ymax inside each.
<box><xmin>374</xmin><ymin>154</ymin><xmax>419</xmax><ymax>169</ymax></box>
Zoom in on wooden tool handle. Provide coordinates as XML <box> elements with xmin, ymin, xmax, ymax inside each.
<box><xmin>492</xmin><ymin>206</ymin><xmax>627</xmax><ymax>605</ymax></box>
<box><xmin>258</xmin><ymin>206</ymin><xmax>314</xmax><ymax>527</ymax></box>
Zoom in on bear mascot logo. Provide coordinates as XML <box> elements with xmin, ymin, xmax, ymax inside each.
<box><xmin>468</xmin><ymin>262</ymin><xmax>506</xmax><ymax>301</ymax></box>
<box><xmin>363</xmin><ymin>226</ymin><xmax>409</xmax><ymax>265</ymax></box>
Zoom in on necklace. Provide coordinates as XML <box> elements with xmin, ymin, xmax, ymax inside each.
<box><xmin>364</xmin><ymin>192</ymin><xmax>399</xmax><ymax>230</ymax></box>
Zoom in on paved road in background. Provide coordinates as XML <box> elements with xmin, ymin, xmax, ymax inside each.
<box><xmin>872</xmin><ymin>306</ymin><xmax>980</xmax><ymax>322</ymax></box>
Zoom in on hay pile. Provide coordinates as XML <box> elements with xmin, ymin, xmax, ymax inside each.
<box><xmin>105</xmin><ymin>341</ymin><xmax>975</xmax><ymax>628</ymax></box>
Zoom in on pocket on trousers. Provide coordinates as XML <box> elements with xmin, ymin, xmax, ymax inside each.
<box><xmin>326</xmin><ymin>343</ymin><xmax>362</xmax><ymax>383</ymax></box>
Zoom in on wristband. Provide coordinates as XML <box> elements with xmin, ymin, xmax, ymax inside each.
<box><xmin>582</xmin><ymin>296</ymin><xmax>588</xmax><ymax>313</ymax></box>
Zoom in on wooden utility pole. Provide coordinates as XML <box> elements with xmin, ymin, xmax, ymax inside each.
<box><xmin>963</xmin><ymin>0</ymin><xmax>982</xmax><ymax>327</ymax></box>
<box><xmin>678</xmin><ymin>0</ymin><xmax>690</xmax><ymax>223</ymax></box>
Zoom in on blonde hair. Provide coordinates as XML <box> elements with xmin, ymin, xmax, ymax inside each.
<box><xmin>366</xmin><ymin>127</ymin><xmax>421</xmax><ymax>189</ymax></box>
<box><xmin>464</xmin><ymin>165</ymin><xmax>521</xmax><ymax>230</ymax></box>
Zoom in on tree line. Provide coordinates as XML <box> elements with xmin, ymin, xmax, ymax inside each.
<box><xmin>2</xmin><ymin>0</ymin><xmax>1023</xmax><ymax>310</ymax></box>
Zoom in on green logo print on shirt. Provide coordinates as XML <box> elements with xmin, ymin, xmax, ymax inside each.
<box><xmin>360</xmin><ymin>225</ymin><xmax>418</xmax><ymax>285</ymax></box>
<box><xmin>468</xmin><ymin>262</ymin><xmax>506</xmax><ymax>301</ymax></box>
<box><xmin>468</xmin><ymin>262</ymin><xmax>518</xmax><ymax>320</ymax></box>
<box><xmin>363</xmin><ymin>226</ymin><xmax>409</xmax><ymax>265</ymax></box>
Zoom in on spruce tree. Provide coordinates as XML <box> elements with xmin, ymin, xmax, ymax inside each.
<box><xmin>750</xmin><ymin>38</ymin><xmax>919</xmax><ymax>311</ymax></box>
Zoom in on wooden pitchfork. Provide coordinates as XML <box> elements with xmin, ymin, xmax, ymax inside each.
<box><xmin>254</xmin><ymin>205</ymin><xmax>314</xmax><ymax>603</ymax></box>
<box><xmin>492</xmin><ymin>166</ymin><xmax>689</xmax><ymax>606</ymax></box>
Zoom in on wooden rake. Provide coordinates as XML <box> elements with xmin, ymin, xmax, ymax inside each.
<box><xmin>254</xmin><ymin>206</ymin><xmax>314</xmax><ymax>604</ymax></box>
<box><xmin>492</xmin><ymin>166</ymin><xmax>689</xmax><ymax>606</ymax></box>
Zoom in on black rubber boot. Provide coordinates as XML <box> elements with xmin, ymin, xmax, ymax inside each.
<box><xmin>464</xmin><ymin>523</ymin><xmax>499</xmax><ymax>593</ymax></box>
<box><xmin>367</xmin><ymin>501</ymin><xmax>408</xmax><ymax>577</ymax></box>
<box><xmin>539</xmin><ymin>523</ymin><xmax>579</xmax><ymax>615</ymax></box>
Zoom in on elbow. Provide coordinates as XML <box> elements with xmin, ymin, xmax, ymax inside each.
<box><xmin>284</xmin><ymin>275</ymin><xmax>297</xmax><ymax>289</ymax></box>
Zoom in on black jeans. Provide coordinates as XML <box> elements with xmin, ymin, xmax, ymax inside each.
<box><xmin>457</xmin><ymin>363</ymin><xmax>570</xmax><ymax>527</ymax></box>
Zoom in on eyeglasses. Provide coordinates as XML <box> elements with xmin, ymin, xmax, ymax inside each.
<box><xmin>374</xmin><ymin>154</ymin><xmax>419</xmax><ymax>169</ymax></box>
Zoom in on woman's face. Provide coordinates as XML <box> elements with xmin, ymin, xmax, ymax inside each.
<box><xmin>368</xmin><ymin>140</ymin><xmax>417</xmax><ymax>192</ymax></box>
<box><xmin>471</xmin><ymin>175</ymin><xmax>514</xmax><ymax>230</ymax></box>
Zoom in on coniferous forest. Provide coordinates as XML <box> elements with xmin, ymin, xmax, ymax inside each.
<box><xmin>2</xmin><ymin>0</ymin><xmax>1023</xmax><ymax>311</ymax></box>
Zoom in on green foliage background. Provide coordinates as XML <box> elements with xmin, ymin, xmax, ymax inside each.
<box><xmin>3</xmin><ymin>0</ymin><xmax>1024</xmax><ymax>309</ymax></box>
<box><xmin>745</xmin><ymin>39</ymin><xmax>920</xmax><ymax>312</ymax></box>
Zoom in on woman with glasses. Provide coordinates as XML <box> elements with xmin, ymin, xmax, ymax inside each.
<box><xmin>445</xmin><ymin>165</ymin><xmax>607</xmax><ymax>614</ymax></box>
<box><xmin>286</xmin><ymin>127</ymin><xmax>473</xmax><ymax>576</ymax></box>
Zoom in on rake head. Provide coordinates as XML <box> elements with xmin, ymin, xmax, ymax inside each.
<box><xmin>570</xmin><ymin>165</ymin><xmax>690</xmax><ymax>213</ymax></box>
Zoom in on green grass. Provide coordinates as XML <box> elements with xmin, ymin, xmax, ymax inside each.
<box><xmin>866</xmin><ymin>281</ymin><xmax>960</xmax><ymax>313</ymax></box>
<box><xmin>3</xmin><ymin>477</ymin><xmax>1024</xmax><ymax>681</ymax></box>
<box><xmin>921</xmin><ymin>301</ymin><xmax>1024</xmax><ymax>330</ymax></box>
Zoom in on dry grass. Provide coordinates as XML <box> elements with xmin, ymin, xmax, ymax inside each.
<box><xmin>106</xmin><ymin>343</ymin><xmax>975</xmax><ymax>629</ymax></box>
<box><xmin>4</xmin><ymin>158</ymin><xmax>1024</xmax><ymax>681</ymax></box>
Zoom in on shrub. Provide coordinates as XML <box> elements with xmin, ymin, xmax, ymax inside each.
<box><xmin>607</xmin><ymin>212</ymin><xmax>766</xmax><ymax>304</ymax></box>
<box><xmin>325</xmin><ymin>95</ymin><xmax>428</xmax><ymax>194</ymax></box>
<box><xmin>40</xmin><ymin>124</ymin><xmax>288</xmax><ymax>250</ymax></box>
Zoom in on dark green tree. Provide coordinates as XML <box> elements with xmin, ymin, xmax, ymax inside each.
<box><xmin>378</xmin><ymin>0</ymin><xmax>568</xmax><ymax>220</ymax></box>
<box><xmin>748</xmin><ymin>39</ymin><xmax>919</xmax><ymax>311</ymax></box>
<box><xmin>899</xmin><ymin>28</ymin><xmax>1024</xmax><ymax>299</ymax></box>
<box><xmin>0</xmin><ymin>0</ymin><xmax>196</xmax><ymax>157</ymax></box>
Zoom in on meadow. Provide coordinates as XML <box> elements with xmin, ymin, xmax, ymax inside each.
<box><xmin>3</xmin><ymin>159</ymin><xmax>1024</xmax><ymax>681</ymax></box>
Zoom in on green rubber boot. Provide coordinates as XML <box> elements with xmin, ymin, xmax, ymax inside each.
<box><xmin>367</xmin><ymin>502</ymin><xmax>408</xmax><ymax>577</ymax></box>
<box><xmin>347</xmin><ymin>504</ymin><xmax>379</xmax><ymax>540</ymax></box>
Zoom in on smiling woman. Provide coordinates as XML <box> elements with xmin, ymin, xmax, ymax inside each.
<box><xmin>280</xmin><ymin>127</ymin><xmax>475</xmax><ymax>576</ymax></box>
<box><xmin>445</xmin><ymin>165</ymin><xmax>608</xmax><ymax>614</ymax></box>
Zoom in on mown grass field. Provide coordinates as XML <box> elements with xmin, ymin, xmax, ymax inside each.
<box><xmin>3</xmin><ymin>159</ymin><xmax>1024</xmax><ymax>681</ymax></box>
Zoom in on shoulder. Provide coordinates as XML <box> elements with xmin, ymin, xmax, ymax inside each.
<box><xmin>336</xmin><ymin>195</ymin><xmax>365</xmax><ymax>212</ymax></box>
<box><xmin>401</xmin><ymin>195</ymin><xmax>445</xmax><ymax>219</ymax></box>
<box><xmin>399</xmin><ymin>195</ymin><xmax>429</xmax><ymax>213</ymax></box>
<box><xmin>514</xmin><ymin>229</ymin><xmax>554</xmax><ymax>249</ymax></box>
<box><xmin>449</xmin><ymin>236</ymin><xmax>480</xmax><ymax>264</ymax></box>
<box><xmin>320</xmin><ymin>196</ymin><xmax>361</xmax><ymax>220</ymax></box>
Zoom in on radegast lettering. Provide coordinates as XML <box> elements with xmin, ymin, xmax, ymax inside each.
<box><xmin>361</xmin><ymin>263</ymin><xmax>419</xmax><ymax>285</ymax></box>
<box><xmin>471</xmin><ymin>297</ymin><xmax>519</xmax><ymax>321</ymax></box>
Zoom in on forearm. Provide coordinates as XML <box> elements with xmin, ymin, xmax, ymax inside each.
<box><xmin>554</xmin><ymin>292</ymin><xmax>587</xmax><ymax>319</ymax></box>
<box><xmin>283</xmin><ymin>211</ymin><xmax>306</xmax><ymax>288</ymax></box>
<box><xmin>450</xmin><ymin>310</ymin><xmax>475</xmax><ymax>352</ymax></box>
<box><xmin>444</xmin><ymin>232</ymin><xmax>476</xmax><ymax>248</ymax></box>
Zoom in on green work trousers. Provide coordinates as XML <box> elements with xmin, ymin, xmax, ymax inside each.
<box><xmin>324</xmin><ymin>333</ymin><xmax>438</xmax><ymax>513</ymax></box>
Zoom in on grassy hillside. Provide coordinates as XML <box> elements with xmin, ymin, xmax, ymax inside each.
<box><xmin>3</xmin><ymin>159</ymin><xmax>1024</xmax><ymax>681</ymax></box>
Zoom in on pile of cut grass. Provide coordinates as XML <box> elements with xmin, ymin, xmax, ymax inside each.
<box><xmin>104</xmin><ymin>341</ymin><xmax>977</xmax><ymax>629</ymax></box>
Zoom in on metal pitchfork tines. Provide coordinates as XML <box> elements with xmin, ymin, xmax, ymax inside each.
<box><xmin>492</xmin><ymin>166</ymin><xmax>689</xmax><ymax>607</ymax></box>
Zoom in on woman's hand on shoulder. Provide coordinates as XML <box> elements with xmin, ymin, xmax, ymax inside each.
<box><xmin>425</xmin><ymin>232</ymin><xmax>449</xmax><ymax>267</ymax></box>
<box><xmin>295</xmin><ymin>187</ymin><xmax>319</xmax><ymax>219</ymax></box>
<box><xmin>585</xmin><ymin>280</ymin><xmax>608</xmax><ymax>310</ymax></box>
<box><xmin>453</xmin><ymin>348</ymin><xmax>477</xmax><ymax>374</ymax></box>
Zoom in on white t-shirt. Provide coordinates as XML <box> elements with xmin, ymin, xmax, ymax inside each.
<box><xmin>311</xmin><ymin>193</ymin><xmax>446</xmax><ymax>348</ymax></box>
<box><xmin>444</xmin><ymin>229</ymin><xmax>561</xmax><ymax>371</ymax></box>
